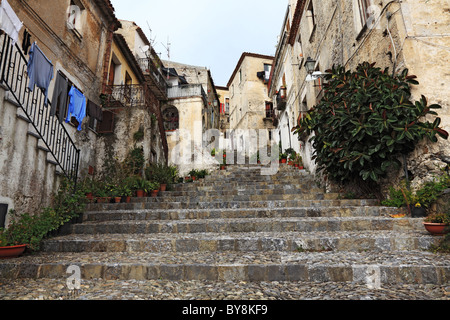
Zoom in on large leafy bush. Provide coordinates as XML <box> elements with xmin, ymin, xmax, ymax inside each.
<box><xmin>293</xmin><ymin>62</ymin><xmax>448</xmax><ymax>185</ymax></box>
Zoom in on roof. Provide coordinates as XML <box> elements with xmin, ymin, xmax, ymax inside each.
<box><xmin>226</xmin><ymin>52</ymin><xmax>274</xmax><ymax>88</ymax></box>
<box><xmin>95</xmin><ymin>0</ymin><xmax>121</xmax><ymax>31</ymax></box>
<box><xmin>288</xmin><ymin>0</ymin><xmax>307</xmax><ymax>46</ymax></box>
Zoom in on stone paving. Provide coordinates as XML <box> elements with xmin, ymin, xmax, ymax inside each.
<box><xmin>0</xmin><ymin>164</ymin><xmax>449</xmax><ymax>300</ymax></box>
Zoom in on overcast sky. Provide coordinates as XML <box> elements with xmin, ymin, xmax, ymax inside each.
<box><xmin>110</xmin><ymin>0</ymin><xmax>288</xmax><ymax>87</ymax></box>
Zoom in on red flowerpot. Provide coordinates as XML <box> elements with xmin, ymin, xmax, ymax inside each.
<box><xmin>423</xmin><ymin>222</ymin><xmax>449</xmax><ymax>236</ymax></box>
<box><xmin>151</xmin><ymin>190</ymin><xmax>159</xmax><ymax>197</ymax></box>
<box><xmin>160</xmin><ymin>184</ymin><xmax>167</xmax><ymax>192</ymax></box>
<box><xmin>0</xmin><ymin>244</ymin><xmax>27</xmax><ymax>259</ymax></box>
<box><xmin>136</xmin><ymin>190</ymin><xmax>144</xmax><ymax>197</ymax></box>
<box><xmin>281</xmin><ymin>159</ymin><xmax>287</xmax><ymax>164</ymax></box>
<box><xmin>298</xmin><ymin>166</ymin><xmax>304</xmax><ymax>170</ymax></box>
<box><xmin>114</xmin><ymin>197</ymin><xmax>121</xmax><ymax>203</ymax></box>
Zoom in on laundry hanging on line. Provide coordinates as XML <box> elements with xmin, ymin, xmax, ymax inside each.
<box><xmin>27</xmin><ymin>42</ymin><xmax>53</xmax><ymax>105</ymax></box>
<box><xmin>50</xmin><ymin>71</ymin><xmax>69</xmax><ymax>123</ymax></box>
<box><xmin>0</xmin><ymin>0</ymin><xmax>23</xmax><ymax>46</ymax></box>
<box><xmin>66</xmin><ymin>85</ymin><xmax>86</xmax><ymax>131</ymax></box>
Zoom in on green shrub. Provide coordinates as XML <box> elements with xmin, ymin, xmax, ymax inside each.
<box><xmin>293</xmin><ymin>62</ymin><xmax>448</xmax><ymax>186</ymax></box>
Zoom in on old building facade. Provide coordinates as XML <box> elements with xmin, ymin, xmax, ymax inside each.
<box><xmin>161</xmin><ymin>61</ymin><xmax>220</xmax><ymax>176</ymax></box>
<box><xmin>227</xmin><ymin>52</ymin><xmax>275</xmax><ymax>156</ymax></box>
<box><xmin>270</xmin><ymin>0</ymin><xmax>450</xmax><ymax>187</ymax></box>
<box><xmin>0</xmin><ymin>0</ymin><xmax>168</xmax><ymax>225</ymax></box>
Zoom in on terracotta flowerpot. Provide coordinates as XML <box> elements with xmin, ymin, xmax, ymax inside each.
<box><xmin>298</xmin><ymin>166</ymin><xmax>304</xmax><ymax>170</ymax></box>
<box><xmin>288</xmin><ymin>161</ymin><xmax>293</xmax><ymax>166</ymax></box>
<box><xmin>136</xmin><ymin>190</ymin><xmax>144</xmax><ymax>198</ymax></box>
<box><xmin>220</xmin><ymin>165</ymin><xmax>226</xmax><ymax>170</ymax></box>
<box><xmin>160</xmin><ymin>184</ymin><xmax>167</xmax><ymax>192</ymax></box>
<box><xmin>96</xmin><ymin>197</ymin><xmax>107</xmax><ymax>203</ymax></box>
<box><xmin>423</xmin><ymin>222</ymin><xmax>449</xmax><ymax>236</ymax></box>
<box><xmin>121</xmin><ymin>196</ymin><xmax>131</xmax><ymax>203</ymax></box>
<box><xmin>0</xmin><ymin>244</ymin><xmax>27</xmax><ymax>259</ymax></box>
<box><xmin>86</xmin><ymin>192</ymin><xmax>93</xmax><ymax>201</ymax></box>
<box><xmin>151</xmin><ymin>190</ymin><xmax>159</xmax><ymax>197</ymax></box>
<box><xmin>114</xmin><ymin>197</ymin><xmax>121</xmax><ymax>203</ymax></box>
<box><xmin>281</xmin><ymin>159</ymin><xmax>287</xmax><ymax>163</ymax></box>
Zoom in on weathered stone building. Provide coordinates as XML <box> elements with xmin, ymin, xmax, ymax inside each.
<box><xmin>161</xmin><ymin>61</ymin><xmax>220</xmax><ymax>176</ymax></box>
<box><xmin>227</xmin><ymin>52</ymin><xmax>275</xmax><ymax>155</ymax></box>
<box><xmin>0</xmin><ymin>1</ymin><xmax>168</xmax><ymax>226</ymax></box>
<box><xmin>270</xmin><ymin>0</ymin><xmax>450</xmax><ymax>188</ymax></box>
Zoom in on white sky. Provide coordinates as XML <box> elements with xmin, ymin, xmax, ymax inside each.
<box><xmin>110</xmin><ymin>0</ymin><xmax>288</xmax><ymax>86</ymax></box>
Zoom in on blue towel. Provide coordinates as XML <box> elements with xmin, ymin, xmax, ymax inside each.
<box><xmin>27</xmin><ymin>42</ymin><xmax>53</xmax><ymax>105</ymax></box>
<box><xmin>66</xmin><ymin>86</ymin><xmax>86</xmax><ymax>131</ymax></box>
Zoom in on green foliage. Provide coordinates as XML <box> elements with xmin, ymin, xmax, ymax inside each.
<box><xmin>293</xmin><ymin>62</ymin><xmax>448</xmax><ymax>185</ymax></box>
<box><xmin>146</xmin><ymin>163</ymin><xmax>179</xmax><ymax>186</ymax></box>
<box><xmin>1</xmin><ymin>178</ymin><xmax>87</xmax><ymax>251</ymax></box>
<box><xmin>382</xmin><ymin>174</ymin><xmax>450</xmax><ymax>209</ymax></box>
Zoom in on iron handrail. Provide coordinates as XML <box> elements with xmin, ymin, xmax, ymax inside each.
<box><xmin>0</xmin><ymin>33</ymin><xmax>80</xmax><ymax>187</ymax></box>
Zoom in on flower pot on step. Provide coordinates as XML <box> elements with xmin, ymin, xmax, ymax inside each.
<box><xmin>423</xmin><ymin>222</ymin><xmax>449</xmax><ymax>236</ymax></box>
<box><xmin>0</xmin><ymin>244</ymin><xmax>27</xmax><ymax>259</ymax></box>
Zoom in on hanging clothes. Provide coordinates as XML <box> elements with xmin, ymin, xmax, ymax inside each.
<box><xmin>22</xmin><ymin>29</ymin><xmax>31</xmax><ymax>54</ymax></box>
<box><xmin>66</xmin><ymin>85</ymin><xmax>86</xmax><ymax>131</ymax></box>
<box><xmin>27</xmin><ymin>42</ymin><xmax>53</xmax><ymax>105</ymax></box>
<box><xmin>0</xmin><ymin>0</ymin><xmax>23</xmax><ymax>46</ymax></box>
<box><xmin>87</xmin><ymin>100</ymin><xmax>103</xmax><ymax>122</ymax></box>
<box><xmin>50</xmin><ymin>71</ymin><xmax>68</xmax><ymax>122</ymax></box>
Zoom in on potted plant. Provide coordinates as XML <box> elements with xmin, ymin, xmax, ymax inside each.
<box><xmin>189</xmin><ymin>169</ymin><xmax>198</xmax><ymax>181</ymax></box>
<box><xmin>135</xmin><ymin>178</ymin><xmax>147</xmax><ymax>197</ymax></box>
<box><xmin>280</xmin><ymin>153</ymin><xmax>287</xmax><ymax>164</ymax></box>
<box><xmin>423</xmin><ymin>212</ymin><xmax>450</xmax><ymax>236</ymax></box>
<box><xmin>0</xmin><ymin>227</ymin><xmax>27</xmax><ymax>259</ymax></box>
<box><xmin>149</xmin><ymin>181</ymin><xmax>160</xmax><ymax>197</ymax></box>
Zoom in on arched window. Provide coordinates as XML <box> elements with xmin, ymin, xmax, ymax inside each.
<box><xmin>162</xmin><ymin>106</ymin><xmax>179</xmax><ymax>131</ymax></box>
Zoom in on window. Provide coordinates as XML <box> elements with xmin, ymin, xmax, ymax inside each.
<box><xmin>354</xmin><ymin>0</ymin><xmax>375</xmax><ymax>38</ymax></box>
<box><xmin>306</xmin><ymin>0</ymin><xmax>316</xmax><ymax>40</ymax></box>
<box><xmin>97</xmin><ymin>110</ymin><xmax>114</xmax><ymax>134</ymax></box>
<box><xmin>263</xmin><ymin>64</ymin><xmax>271</xmax><ymax>83</ymax></box>
<box><xmin>162</xmin><ymin>106</ymin><xmax>179</xmax><ymax>131</ymax></box>
<box><xmin>225</xmin><ymin>98</ymin><xmax>230</xmax><ymax>114</ymax></box>
<box><xmin>67</xmin><ymin>0</ymin><xmax>85</xmax><ymax>38</ymax></box>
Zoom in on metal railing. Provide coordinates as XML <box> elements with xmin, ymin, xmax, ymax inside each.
<box><xmin>0</xmin><ymin>33</ymin><xmax>80</xmax><ymax>186</ymax></box>
<box><xmin>137</xmin><ymin>57</ymin><xmax>168</xmax><ymax>97</ymax></box>
<box><xmin>167</xmin><ymin>84</ymin><xmax>207</xmax><ymax>104</ymax></box>
<box><xmin>104</xmin><ymin>84</ymin><xmax>146</xmax><ymax>109</ymax></box>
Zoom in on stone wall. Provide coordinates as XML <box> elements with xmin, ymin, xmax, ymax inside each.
<box><xmin>278</xmin><ymin>0</ymin><xmax>449</xmax><ymax>192</ymax></box>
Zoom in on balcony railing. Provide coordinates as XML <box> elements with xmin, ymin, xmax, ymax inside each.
<box><xmin>104</xmin><ymin>84</ymin><xmax>146</xmax><ymax>109</ymax></box>
<box><xmin>0</xmin><ymin>33</ymin><xmax>80</xmax><ymax>186</ymax></box>
<box><xmin>137</xmin><ymin>57</ymin><xmax>168</xmax><ymax>100</ymax></box>
<box><xmin>167</xmin><ymin>84</ymin><xmax>207</xmax><ymax>105</ymax></box>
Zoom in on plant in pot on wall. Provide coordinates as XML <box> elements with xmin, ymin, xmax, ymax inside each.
<box><xmin>149</xmin><ymin>181</ymin><xmax>160</xmax><ymax>198</ymax></box>
<box><xmin>135</xmin><ymin>178</ymin><xmax>148</xmax><ymax>197</ymax></box>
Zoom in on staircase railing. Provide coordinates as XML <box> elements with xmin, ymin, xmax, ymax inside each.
<box><xmin>0</xmin><ymin>33</ymin><xmax>80</xmax><ymax>187</ymax></box>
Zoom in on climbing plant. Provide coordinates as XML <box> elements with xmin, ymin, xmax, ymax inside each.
<box><xmin>293</xmin><ymin>62</ymin><xmax>448</xmax><ymax>186</ymax></box>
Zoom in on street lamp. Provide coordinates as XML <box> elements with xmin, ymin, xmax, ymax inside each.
<box><xmin>304</xmin><ymin>57</ymin><xmax>316</xmax><ymax>75</ymax></box>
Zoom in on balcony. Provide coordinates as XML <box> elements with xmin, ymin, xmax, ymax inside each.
<box><xmin>276</xmin><ymin>87</ymin><xmax>287</xmax><ymax>111</ymax></box>
<box><xmin>137</xmin><ymin>58</ymin><xmax>168</xmax><ymax>100</ymax></box>
<box><xmin>104</xmin><ymin>84</ymin><xmax>146</xmax><ymax>109</ymax></box>
<box><xmin>167</xmin><ymin>84</ymin><xmax>207</xmax><ymax>105</ymax></box>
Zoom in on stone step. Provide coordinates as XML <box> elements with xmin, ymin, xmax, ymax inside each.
<box><xmin>86</xmin><ymin>198</ymin><xmax>381</xmax><ymax>211</ymax></box>
<box><xmin>83</xmin><ymin>206</ymin><xmax>399</xmax><ymax>222</ymax></box>
<box><xmin>40</xmin><ymin>229</ymin><xmax>440</xmax><ymax>253</ymax></box>
<box><xmin>122</xmin><ymin>192</ymin><xmax>341</xmax><ymax>204</ymax></box>
<box><xmin>67</xmin><ymin>217</ymin><xmax>423</xmax><ymax>235</ymax></box>
<box><xmin>159</xmin><ymin>187</ymin><xmax>325</xmax><ymax>197</ymax></box>
<box><xmin>1</xmin><ymin>251</ymin><xmax>447</xmax><ymax>284</ymax></box>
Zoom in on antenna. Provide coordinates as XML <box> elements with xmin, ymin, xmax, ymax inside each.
<box><xmin>161</xmin><ymin>36</ymin><xmax>171</xmax><ymax>60</ymax></box>
<box><xmin>146</xmin><ymin>21</ymin><xmax>157</xmax><ymax>47</ymax></box>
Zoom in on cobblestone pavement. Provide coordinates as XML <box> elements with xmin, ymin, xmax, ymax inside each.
<box><xmin>1</xmin><ymin>278</ymin><xmax>449</xmax><ymax>300</ymax></box>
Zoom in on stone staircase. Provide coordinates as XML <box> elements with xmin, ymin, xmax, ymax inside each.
<box><xmin>1</xmin><ymin>164</ymin><xmax>449</xmax><ymax>286</ymax></box>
